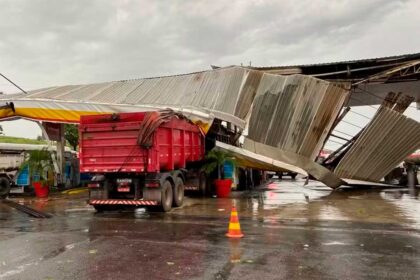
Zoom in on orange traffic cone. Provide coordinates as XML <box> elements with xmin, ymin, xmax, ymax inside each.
<box><xmin>226</xmin><ymin>206</ymin><xmax>244</xmax><ymax>238</ymax></box>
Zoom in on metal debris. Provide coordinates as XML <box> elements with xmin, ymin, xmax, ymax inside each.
<box><xmin>334</xmin><ymin>107</ymin><xmax>420</xmax><ymax>181</ymax></box>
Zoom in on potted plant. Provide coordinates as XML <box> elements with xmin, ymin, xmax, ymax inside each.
<box><xmin>20</xmin><ymin>148</ymin><xmax>53</xmax><ymax>198</ymax></box>
<box><xmin>202</xmin><ymin>150</ymin><xmax>234</xmax><ymax>198</ymax></box>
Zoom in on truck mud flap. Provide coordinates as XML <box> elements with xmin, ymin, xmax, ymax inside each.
<box><xmin>89</xmin><ymin>199</ymin><xmax>158</xmax><ymax>206</ymax></box>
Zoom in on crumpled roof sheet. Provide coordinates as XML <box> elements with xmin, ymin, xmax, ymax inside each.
<box><xmin>214</xmin><ymin>141</ymin><xmax>307</xmax><ymax>175</ymax></box>
<box><xmin>1</xmin><ymin>67</ymin><xmax>263</xmax><ymax>127</ymax></box>
<box><xmin>247</xmin><ymin>73</ymin><xmax>349</xmax><ymax>160</ymax></box>
<box><xmin>334</xmin><ymin>107</ymin><xmax>420</xmax><ymax>181</ymax></box>
<box><xmin>0</xmin><ymin>66</ymin><xmax>355</xmax><ymax>187</ymax></box>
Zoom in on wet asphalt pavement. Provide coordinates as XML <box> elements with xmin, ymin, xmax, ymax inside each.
<box><xmin>1</xmin><ymin>178</ymin><xmax>420</xmax><ymax>280</ymax></box>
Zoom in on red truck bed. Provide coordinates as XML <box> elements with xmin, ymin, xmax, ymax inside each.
<box><xmin>79</xmin><ymin>112</ymin><xmax>205</xmax><ymax>173</ymax></box>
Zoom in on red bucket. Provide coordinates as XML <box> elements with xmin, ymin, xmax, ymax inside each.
<box><xmin>33</xmin><ymin>182</ymin><xmax>49</xmax><ymax>198</ymax></box>
<box><xmin>215</xmin><ymin>179</ymin><xmax>232</xmax><ymax>198</ymax></box>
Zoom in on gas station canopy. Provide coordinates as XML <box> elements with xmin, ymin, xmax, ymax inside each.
<box><xmin>0</xmin><ymin>62</ymin><xmax>418</xmax><ymax>188</ymax></box>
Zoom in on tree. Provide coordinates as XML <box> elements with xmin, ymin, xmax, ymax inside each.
<box><xmin>202</xmin><ymin>150</ymin><xmax>234</xmax><ymax>179</ymax></box>
<box><xmin>64</xmin><ymin>124</ymin><xmax>79</xmax><ymax>151</ymax></box>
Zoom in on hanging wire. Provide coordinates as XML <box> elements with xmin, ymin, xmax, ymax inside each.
<box><xmin>339</xmin><ymin>119</ymin><xmax>364</xmax><ymax>129</ymax></box>
<box><xmin>326</xmin><ymin>139</ymin><xmax>347</xmax><ymax>146</ymax></box>
<box><xmin>333</xmin><ymin>129</ymin><xmax>355</xmax><ymax>138</ymax></box>
<box><xmin>355</xmin><ymin>86</ymin><xmax>417</xmax><ymax>110</ymax></box>
<box><xmin>0</xmin><ymin>73</ymin><xmax>27</xmax><ymax>94</ymax></box>
<box><xmin>348</xmin><ymin>94</ymin><xmax>379</xmax><ymax>110</ymax></box>
<box><xmin>347</xmin><ymin>109</ymin><xmax>372</xmax><ymax>120</ymax></box>
<box><xmin>329</xmin><ymin>135</ymin><xmax>348</xmax><ymax>142</ymax></box>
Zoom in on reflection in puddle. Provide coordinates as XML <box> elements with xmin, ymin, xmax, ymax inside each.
<box><xmin>257</xmin><ymin>180</ymin><xmax>332</xmax><ymax>210</ymax></box>
<box><xmin>317</xmin><ymin>205</ymin><xmax>350</xmax><ymax>221</ymax></box>
<box><xmin>380</xmin><ymin>188</ymin><xmax>420</xmax><ymax>230</ymax></box>
<box><xmin>134</xmin><ymin>208</ymin><xmax>150</xmax><ymax>219</ymax></box>
<box><xmin>228</xmin><ymin>239</ymin><xmax>242</xmax><ymax>263</ymax></box>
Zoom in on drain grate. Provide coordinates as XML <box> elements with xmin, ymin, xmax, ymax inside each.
<box><xmin>1</xmin><ymin>199</ymin><xmax>52</xmax><ymax>218</ymax></box>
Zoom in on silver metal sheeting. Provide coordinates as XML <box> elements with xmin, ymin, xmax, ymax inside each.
<box><xmin>247</xmin><ymin>74</ymin><xmax>349</xmax><ymax>161</ymax></box>
<box><xmin>0</xmin><ymin>66</ymin><xmax>359</xmax><ymax>187</ymax></box>
<box><xmin>243</xmin><ymin>138</ymin><xmax>344</xmax><ymax>188</ymax></box>
<box><xmin>334</xmin><ymin>107</ymin><xmax>420</xmax><ymax>181</ymax></box>
<box><xmin>214</xmin><ymin>141</ymin><xmax>308</xmax><ymax>175</ymax></box>
<box><xmin>1</xmin><ymin>67</ymin><xmax>264</xmax><ymax>128</ymax></box>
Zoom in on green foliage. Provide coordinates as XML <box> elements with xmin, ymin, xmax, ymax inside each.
<box><xmin>0</xmin><ymin>136</ymin><xmax>46</xmax><ymax>145</ymax></box>
<box><xmin>64</xmin><ymin>124</ymin><xmax>79</xmax><ymax>151</ymax></box>
<box><xmin>20</xmin><ymin>148</ymin><xmax>53</xmax><ymax>185</ymax></box>
<box><xmin>202</xmin><ymin>150</ymin><xmax>234</xmax><ymax>179</ymax></box>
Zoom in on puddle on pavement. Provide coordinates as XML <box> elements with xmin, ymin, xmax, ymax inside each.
<box><xmin>380</xmin><ymin>187</ymin><xmax>420</xmax><ymax>230</ymax></box>
<box><xmin>254</xmin><ymin>180</ymin><xmax>332</xmax><ymax>209</ymax></box>
<box><xmin>4</xmin><ymin>179</ymin><xmax>420</xmax><ymax>232</ymax></box>
<box><xmin>233</xmin><ymin>180</ymin><xmax>420</xmax><ymax>231</ymax></box>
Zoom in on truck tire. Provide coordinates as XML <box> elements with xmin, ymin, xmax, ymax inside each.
<box><xmin>199</xmin><ymin>172</ymin><xmax>209</xmax><ymax>196</ymax></box>
<box><xmin>290</xmin><ymin>173</ymin><xmax>297</xmax><ymax>180</ymax></box>
<box><xmin>173</xmin><ymin>177</ymin><xmax>184</xmax><ymax>207</ymax></box>
<box><xmin>0</xmin><ymin>177</ymin><xmax>11</xmax><ymax>199</ymax></box>
<box><xmin>159</xmin><ymin>180</ymin><xmax>173</xmax><ymax>212</ymax></box>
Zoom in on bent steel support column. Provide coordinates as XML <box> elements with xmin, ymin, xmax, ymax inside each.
<box><xmin>56</xmin><ymin>124</ymin><xmax>66</xmax><ymax>187</ymax></box>
<box><xmin>37</xmin><ymin>122</ymin><xmax>60</xmax><ymax>177</ymax></box>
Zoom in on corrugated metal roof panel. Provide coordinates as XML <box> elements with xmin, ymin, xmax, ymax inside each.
<box><xmin>215</xmin><ymin>141</ymin><xmax>308</xmax><ymax>175</ymax></box>
<box><xmin>59</xmin><ymin>83</ymin><xmax>112</xmax><ymax>101</ymax></box>
<box><xmin>89</xmin><ymin>81</ymin><xmax>136</xmax><ymax>104</ymax></box>
<box><xmin>334</xmin><ymin>107</ymin><xmax>420</xmax><ymax>181</ymax></box>
<box><xmin>28</xmin><ymin>85</ymin><xmax>82</xmax><ymax>99</ymax></box>
<box><xmin>247</xmin><ymin>73</ymin><xmax>349</xmax><ymax>160</ymax></box>
<box><xmin>0</xmin><ymin>66</ymin><xmax>264</xmax><ymax>129</ymax></box>
<box><xmin>247</xmin><ymin>52</ymin><xmax>420</xmax><ymax>70</ymax></box>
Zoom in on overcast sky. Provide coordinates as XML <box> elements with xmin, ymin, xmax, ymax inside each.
<box><xmin>0</xmin><ymin>0</ymin><xmax>419</xmax><ymax>148</ymax></box>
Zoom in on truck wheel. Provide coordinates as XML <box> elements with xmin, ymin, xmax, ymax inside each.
<box><xmin>199</xmin><ymin>172</ymin><xmax>209</xmax><ymax>196</ymax></box>
<box><xmin>159</xmin><ymin>180</ymin><xmax>173</xmax><ymax>212</ymax></box>
<box><xmin>291</xmin><ymin>173</ymin><xmax>297</xmax><ymax>180</ymax></box>
<box><xmin>173</xmin><ymin>177</ymin><xmax>184</xmax><ymax>207</ymax></box>
<box><xmin>0</xmin><ymin>177</ymin><xmax>11</xmax><ymax>199</ymax></box>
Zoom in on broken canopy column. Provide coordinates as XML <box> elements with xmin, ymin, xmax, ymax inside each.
<box><xmin>244</xmin><ymin>73</ymin><xmax>349</xmax><ymax>188</ymax></box>
<box><xmin>40</xmin><ymin>122</ymin><xmax>65</xmax><ymax>187</ymax></box>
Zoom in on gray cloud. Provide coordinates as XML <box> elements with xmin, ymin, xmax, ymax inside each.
<box><xmin>0</xmin><ymin>0</ymin><xmax>419</xmax><ymax>139</ymax></box>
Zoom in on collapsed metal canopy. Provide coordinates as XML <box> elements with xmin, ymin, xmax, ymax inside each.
<box><xmin>0</xmin><ymin>66</ymin><xmax>350</xmax><ymax>187</ymax></box>
<box><xmin>2</xmin><ymin>64</ymin><xmax>418</xmax><ymax>188</ymax></box>
<box><xmin>0</xmin><ymin>66</ymin><xmax>266</xmax><ymax>132</ymax></box>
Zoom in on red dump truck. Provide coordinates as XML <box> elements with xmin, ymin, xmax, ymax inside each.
<box><xmin>79</xmin><ymin>111</ymin><xmax>207</xmax><ymax>212</ymax></box>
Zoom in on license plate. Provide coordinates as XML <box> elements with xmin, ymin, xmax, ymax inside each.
<box><xmin>117</xmin><ymin>186</ymin><xmax>130</xmax><ymax>192</ymax></box>
<box><xmin>117</xmin><ymin>178</ymin><xmax>132</xmax><ymax>184</ymax></box>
